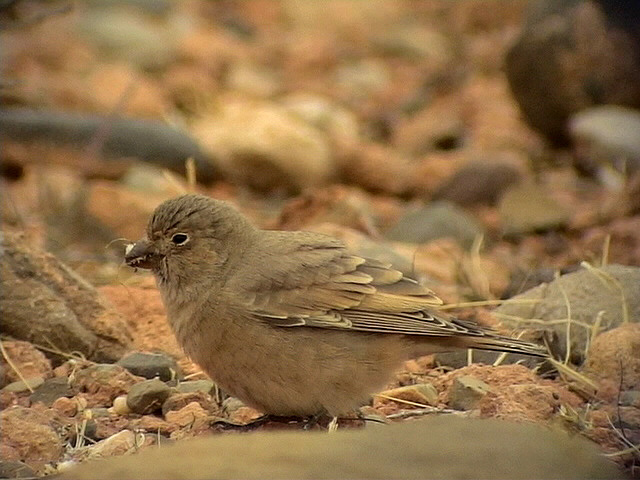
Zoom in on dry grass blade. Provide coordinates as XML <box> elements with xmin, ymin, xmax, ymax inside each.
<box><xmin>0</xmin><ymin>334</ymin><xmax>91</xmax><ymax>364</ymax></box>
<box><xmin>491</xmin><ymin>312</ymin><xmax>595</xmax><ymax>330</ymax></box>
<box><xmin>462</xmin><ymin>234</ymin><xmax>492</xmax><ymax>300</ymax></box>
<box><xmin>604</xmin><ymin>445</ymin><xmax>640</xmax><ymax>458</ymax></box>
<box><xmin>554</xmin><ymin>271</ymin><xmax>573</xmax><ymax>365</ymax></box>
<box><xmin>586</xmin><ymin>310</ymin><xmax>605</xmax><ymax>354</ymax></box>
<box><xmin>439</xmin><ymin>298</ymin><xmax>541</xmax><ymax>310</ymax></box>
<box><xmin>386</xmin><ymin>407</ymin><xmax>460</xmax><ymax>419</ymax></box>
<box><xmin>580</xmin><ymin>262</ymin><xmax>629</xmax><ymax>323</ymax></box>
<box><xmin>548</xmin><ymin>358</ymin><xmax>598</xmax><ymax>394</ymax></box>
<box><xmin>374</xmin><ymin>393</ymin><xmax>433</xmax><ymax>410</ymax></box>
<box><xmin>185</xmin><ymin>157</ymin><xmax>197</xmax><ymax>192</ymax></box>
<box><xmin>605</xmin><ymin>413</ymin><xmax>640</xmax><ymax>455</ymax></box>
<box><xmin>600</xmin><ymin>234</ymin><xmax>611</xmax><ymax>267</ymax></box>
<box><xmin>0</xmin><ymin>340</ymin><xmax>35</xmax><ymax>393</ymax></box>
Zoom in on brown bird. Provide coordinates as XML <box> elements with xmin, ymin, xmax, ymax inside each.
<box><xmin>125</xmin><ymin>194</ymin><xmax>546</xmax><ymax>417</ymax></box>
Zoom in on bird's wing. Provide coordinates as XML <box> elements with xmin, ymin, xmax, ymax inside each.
<box><xmin>232</xmin><ymin>232</ymin><xmax>483</xmax><ymax>337</ymax></box>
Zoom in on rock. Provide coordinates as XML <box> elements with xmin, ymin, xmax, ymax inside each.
<box><xmin>0</xmin><ymin>460</ymin><xmax>36</xmax><ymax>479</ymax></box>
<box><xmin>620</xmin><ymin>391</ymin><xmax>640</xmax><ymax>408</ymax></box>
<box><xmin>0</xmin><ymin>232</ymin><xmax>132</xmax><ymax>363</ymax></box>
<box><xmin>86</xmin><ymin>181</ymin><xmax>172</xmax><ymax>242</ymax></box>
<box><xmin>0</xmin><ymin>406</ymin><xmax>63</xmax><ymax>470</ymax></box>
<box><xmin>479</xmin><ymin>384</ymin><xmax>561</xmax><ymax>423</ymax></box>
<box><xmin>30</xmin><ymin>377</ymin><xmax>75</xmax><ymax>406</ymax></box>
<box><xmin>126</xmin><ymin>379</ymin><xmax>171</xmax><ymax>415</ymax></box>
<box><xmin>501</xmin><ymin>265</ymin><xmax>580</xmax><ymax>300</ymax></box>
<box><xmin>434</xmin><ymin>349</ymin><xmax>540</xmax><ymax>371</ymax></box>
<box><xmin>495</xmin><ymin>264</ymin><xmax>640</xmax><ymax>363</ymax></box>
<box><xmin>225</xmin><ymin>61</ymin><xmax>281</xmax><ymax>98</ymax></box>
<box><xmin>0</xmin><ymin>340</ymin><xmax>52</xmax><ymax>384</ymax></box>
<box><xmin>191</xmin><ymin>96</ymin><xmax>333</xmax><ymax>193</ymax></box>
<box><xmin>334</xmin><ymin>59</ymin><xmax>391</xmax><ymax>102</ymax></box>
<box><xmin>569</xmin><ymin>105</ymin><xmax>640</xmax><ymax>182</ymax></box>
<box><xmin>111</xmin><ymin>395</ymin><xmax>131</xmax><ymax>415</ymax></box>
<box><xmin>373</xmin><ymin>23</ymin><xmax>453</xmax><ymax>63</ymax></box>
<box><xmin>583</xmin><ymin>323</ymin><xmax>640</xmax><ymax>393</ymax></box>
<box><xmin>432</xmin><ymin>161</ymin><xmax>522</xmax><ymax>207</ymax></box>
<box><xmin>59</xmin><ymin>416</ymin><xmax>623</xmax><ymax>480</ymax></box>
<box><xmin>117</xmin><ymin>351</ymin><xmax>181</xmax><ymax>382</ymax></box>
<box><xmin>377</xmin><ymin>383</ymin><xmax>438</xmax><ymax>406</ymax></box>
<box><xmin>176</xmin><ymin>380</ymin><xmax>215</xmax><ymax>395</ymax></box>
<box><xmin>128</xmin><ymin>415</ymin><xmax>176</xmax><ymax>436</ymax></box>
<box><xmin>76</xmin><ymin>6</ymin><xmax>181</xmax><ymax>70</ymax></box>
<box><xmin>164</xmin><ymin>402</ymin><xmax>209</xmax><ymax>430</ymax></box>
<box><xmin>439</xmin><ymin>365</ymin><xmax>575</xmax><ymax>423</ymax></box>
<box><xmin>51</xmin><ymin>397</ymin><xmax>78</xmax><ymax>417</ymax></box>
<box><xmin>276</xmin><ymin>185</ymin><xmax>377</xmax><ymax>233</ymax></box>
<box><xmin>449</xmin><ymin>376</ymin><xmax>492</xmax><ymax>411</ymax></box>
<box><xmin>505</xmin><ymin>0</ymin><xmax>640</xmax><ymax>145</ymax></box>
<box><xmin>281</xmin><ymin>93</ymin><xmax>360</xmax><ymax>153</ymax></box>
<box><xmin>384</xmin><ymin>201</ymin><xmax>484</xmax><ymax>249</ymax></box>
<box><xmin>221</xmin><ymin>397</ymin><xmax>262</xmax><ymax>425</ymax></box>
<box><xmin>393</xmin><ymin>96</ymin><xmax>465</xmax><ymax>156</ymax></box>
<box><xmin>337</xmin><ymin>143</ymin><xmax>415</xmax><ymax>196</ymax></box>
<box><xmin>162</xmin><ymin>391</ymin><xmax>218</xmax><ymax>417</ymax></box>
<box><xmin>2</xmin><ymin>377</ymin><xmax>44</xmax><ymax>394</ymax></box>
<box><xmin>72</xmin><ymin>364</ymin><xmax>143</xmax><ymax>407</ymax></box>
<box><xmin>498</xmin><ymin>183</ymin><xmax>570</xmax><ymax>235</ymax></box>
<box><xmin>86</xmin><ymin>430</ymin><xmax>139</xmax><ymax>460</ymax></box>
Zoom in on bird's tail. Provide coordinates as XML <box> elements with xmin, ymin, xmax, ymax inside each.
<box><xmin>462</xmin><ymin>334</ymin><xmax>548</xmax><ymax>358</ymax></box>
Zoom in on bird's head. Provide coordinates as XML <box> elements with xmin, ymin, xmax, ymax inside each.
<box><xmin>125</xmin><ymin>194</ymin><xmax>256</xmax><ymax>294</ymax></box>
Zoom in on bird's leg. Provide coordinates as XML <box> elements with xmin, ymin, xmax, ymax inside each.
<box><xmin>302</xmin><ymin>411</ymin><xmax>329</xmax><ymax>430</ymax></box>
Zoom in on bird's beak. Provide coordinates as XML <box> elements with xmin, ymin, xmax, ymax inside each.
<box><xmin>124</xmin><ymin>239</ymin><xmax>158</xmax><ymax>270</ymax></box>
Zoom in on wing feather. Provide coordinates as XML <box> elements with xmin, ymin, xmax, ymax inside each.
<box><xmin>232</xmin><ymin>231</ymin><xmax>529</xmax><ymax>344</ymax></box>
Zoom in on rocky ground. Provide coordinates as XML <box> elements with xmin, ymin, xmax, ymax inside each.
<box><xmin>1</xmin><ymin>0</ymin><xmax>639</xmax><ymax>478</ymax></box>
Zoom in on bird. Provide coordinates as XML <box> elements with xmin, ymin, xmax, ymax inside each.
<box><xmin>125</xmin><ymin>193</ymin><xmax>547</xmax><ymax>417</ymax></box>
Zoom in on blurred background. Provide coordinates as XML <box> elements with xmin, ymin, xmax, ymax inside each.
<box><xmin>1</xmin><ymin>0</ymin><xmax>639</xmax><ymax>279</ymax></box>
<box><xmin>1</xmin><ymin>1</ymin><xmax>639</xmax><ymax>475</ymax></box>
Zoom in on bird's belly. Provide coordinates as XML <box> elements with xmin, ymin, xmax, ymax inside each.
<box><xmin>182</xmin><ymin>319</ymin><xmax>407</xmax><ymax>416</ymax></box>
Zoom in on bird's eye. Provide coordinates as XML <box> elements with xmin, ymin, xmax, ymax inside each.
<box><xmin>171</xmin><ymin>233</ymin><xmax>189</xmax><ymax>245</ymax></box>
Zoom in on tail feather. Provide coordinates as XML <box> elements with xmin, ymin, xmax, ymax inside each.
<box><xmin>464</xmin><ymin>335</ymin><xmax>548</xmax><ymax>358</ymax></box>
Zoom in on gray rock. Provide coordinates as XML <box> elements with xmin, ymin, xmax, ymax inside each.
<box><xmin>449</xmin><ymin>376</ymin><xmax>492</xmax><ymax>411</ymax></box>
<box><xmin>505</xmin><ymin>0</ymin><xmax>640</xmax><ymax>145</ymax></box>
<box><xmin>59</xmin><ymin>415</ymin><xmax>623</xmax><ymax>480</ymax></box>
<box><xmin>0</xmin><ymin>460</ymin><xmax>36</xmax><ymax>479</ymax></box>
<box><xmin>176</xmin><ymin>380</ymin><xmax>215</xmax><ymax>395</ymax></box>
<box><xmin>76</xmin><ymin>7</ymin><xmax>181</xmax><ymax>70</ymax></box>
<box><xmin>384</xmin><ymin>202</ymin><xmax>484</xmax><ymax>249</ymax></box>
<box><xmin>569</xmin><ymin>105</ymin><xmax>640</xmax><ymax>182</ymax></box>
<box><xmin>433</xmin><ymin>161</ymin><xmax>522</xmax><ymax>207</ymax></box>
<box><xmin>30</xmin><ymin>377</ymin><xmax>75</xmax><ymax>406</ymax></box>
<box><xmin>434</xmin><ymin>349</ymin><xmax>540</xmax><ymax>370</ymax></box>
<box><xmin>498</xmin><ymin>183</ymin><xmax>570</xmax><ymax>235</ymax></box>
<box><xmin>502</xmin><ymin>265</ymin><xmax>580</xmax><ymax>300</ymax></box>
<box><xmin>2</xmin><ymin>377</ymin><xmax>44</xmax><ymax>394</ymax></box>
<box><xmin>495</xmin><ymin>264</ymin><xmax>640</xmax><ymax>363</ymax></box>
<box><xmin>126</xmin><ymin>379</ymin><xmax>171</xmax><ymax>414</ymax></box>
<box><xmin>620</xmin><ymin>390</ymin><xmax>640</xmax><ymax>407</ymax></box>
<box><xmin>117</xmin><ymin>351</ymin><xmax>181</xmax><ymax>382</ymax></box>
